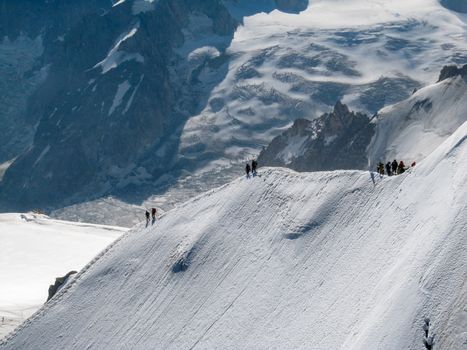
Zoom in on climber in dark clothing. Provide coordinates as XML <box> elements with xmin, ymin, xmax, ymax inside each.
<box><xmin>391</xmin><ymin>159</ymin><xmax>398</xmax><ymax>174</ymax></box>
<box><xmin>245</xmin><ymin>163</ymin><xmax>251</xmax><ymax>178</ymax></box>
<box><xmin>377</xmin><ymin>162</ymin><xmax>385</xmax><ymax>175</ymax></box>
<box><xmin>385</xmin><ymin>161</ymin><xmax>392</xmax><ymax>176</ymax></box>
<box><xmin>251</xmin><ymin>159</ymin><xmax>258</xmax><ymax>176</ymax></box>
<box><xmin>151</xmin><ymin>208</ymin><xmax>157</xmax><ymax>224</ymax></box>
<box><xmin>145</xmin><ymin>210</ymin><xmax>150</xmax><ymax>225</ymax></box>
<box><xmin>397</xmin><ymin>160</ymin><xmax>406</xmax><ymax>174</ymax></box>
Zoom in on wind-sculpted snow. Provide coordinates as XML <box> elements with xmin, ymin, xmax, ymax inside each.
<box><xmin>2</xmin><ymin>122</ymin><xmax>467</xmax><ymax>349</ymax></box>
<box><xmin>369</xmin><ymin>73</ymin><xmax>467</xmax><ymax>167</ymax></box>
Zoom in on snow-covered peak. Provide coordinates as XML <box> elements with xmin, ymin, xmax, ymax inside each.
<box><xmin>369</xmin><ymin>71</ymin><xmax>467</xmax><ymax>167</ymax></box>
<box><xmin>2</xmin><ymin>121</ymin><xmax>467</xmax><ymax>349</ymax></box>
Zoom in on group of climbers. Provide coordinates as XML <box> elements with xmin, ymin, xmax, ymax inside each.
<box><xmin>245</xmin><ymin>159</ymin><xmax>258</xmax><ymax>178</ymax></box>
<box><xmin>144</xmin><ymin>160</ymin><xmax>260</xmax><ymax>223</ymax></box>
<box><xmin>145</xmin><ymin>207</ymin><xmax>157</xmax><ymax>226</ymax></box>
<box><xmin>142</xmin><ymin>154</ymin><xmax>416</xmax><ymax>223</ymax></box>
<box><xmin>377</xmin><ymin>159</ymin><xmax>416</xmax><ymax>176</ymax></box>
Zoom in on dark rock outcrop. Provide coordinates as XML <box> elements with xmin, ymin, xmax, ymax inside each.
<box><xmin>0</xmin><ymin>0</ymin><xmax>112</xmax><ymax>164</ymax></box>
<box><xmin>440</xmin><ymin>0</ymin><xmax>467</xmax><ymax>13</ymax></box>
<box><xmin>47</xmin><ymin>271</ymin><xmax>77</xmax><ymax>301</ymax></box>
<box><xmin>274</xmin><ymin>0</ymin><xmax>309</xmax><ymax>13</ymax></box>
<box><xmin>258</xmin><ymin>102</ymin><xmax>375</xmax><ymax>171</ymax></box>
<box><xmin>438</xmin><ymin>64</ymin><xmax>467</xmax><ymax>82</ymax></box>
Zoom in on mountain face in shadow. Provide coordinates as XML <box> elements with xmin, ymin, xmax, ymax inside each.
<box><xmin>0</xmin><ymin>0</ymin><xmax>308</xmax><ymax>211</ymax></box>
<box><xmin>440</xmin><ymin>0</ymin><xmax>467</xmax><ymax>13</ymax></box>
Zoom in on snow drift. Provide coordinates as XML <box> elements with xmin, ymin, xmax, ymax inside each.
<box><xmin>1</xmin><ymin>122</ymin><xmax>467</xmax><ymax>349</ymax></box>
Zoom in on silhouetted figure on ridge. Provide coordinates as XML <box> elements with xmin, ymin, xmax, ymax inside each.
<box><xmin>391</xmin><ymin>159</ymin><xmax>398</xmax><ymax>174</ymax></box>
<box><xmin>145</xmin><ymin>210</ymin><xmax>150</xmax><ymax>226</ymax></box>
<box><xmin>385</xmin><ymin>161</ymin><xmax>392</xmax><ymax>176</ymax></box>
<box><xmin>251</xmin><ymin>159</ymin><xmax>258</xmax><ymax>176</ymax></box>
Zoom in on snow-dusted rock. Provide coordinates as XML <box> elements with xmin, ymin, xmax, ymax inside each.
<box><xmin>438</xmin><ymin>63</ymin><xmax>467</xmax><ymax>82</ymax></box>
<box><xmin>258</xmin><ymin>101</ymin><xmax>374</xmax><ymax>171</ymax></box>
<box><xmin>259</xmin><ymin>65</ymin><xmax>467</xmax><ymax>173</ymax></box>
<box><xmin>440</xmin><ymin>0</ymin><xmax>467</xmax><ymax>13</ymax></box>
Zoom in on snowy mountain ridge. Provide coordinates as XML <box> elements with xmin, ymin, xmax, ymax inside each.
<box><xmin>258</xmin><ymin>65</ymin><xmax>467</xmax><ymax>172</ymax></box>
<box><xmin>369</xmin><ymin>65</ymin><xmax>467</xmax><ymax>167</ymax></box>
<box><xmin>1</xmin><ymin>0</ymin><xmax>467</xmax><ymax>223</ymax></box>
<box><xmin>2</xmin><ymin>120</ymin><xmax>466</xmax><ymax>349</ymax></box>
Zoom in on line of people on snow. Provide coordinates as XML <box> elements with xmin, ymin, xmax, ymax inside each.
<box><xmin>246</xmin><ymin>159</ymin><xmax>258</xmax><ymax>178</ymax></box>
<box><xmin>377</xmin><ymin>159</ymin><xmax>416</xmax><ymax>176</ymax></box>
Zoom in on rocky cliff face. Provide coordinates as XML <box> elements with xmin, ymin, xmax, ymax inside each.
<box><xmin>258</xmin><ymin>102</ymin><xmax>375</xmax><ymax>171</ymax></box>
<box><xmin>440</xmin><ymin>0</ymin><xmax>467</xmax><ymax>13</ymax></box>
<box><xmin>0</xmin><ymin>0</ymin><xmax>112</xmax><ymax>163</ymax></box>
<box><xmin>0</xmin><ymin>0</ymin><xmax>311</xmax><ymax>211</ymax></box>
<box><xmin>259</xmin><ymin>65</ymin><xmax>467</xmax><ymax>174</ymax></box>
<box><xmin>0</xmin><ymin>0</ymin><xmax>239</xmax><ymax>209</ymax></box>
<box><xmin>438</xmin><ymin>63</ymin><xmax>467</xmax><ymax>82</ymax></box>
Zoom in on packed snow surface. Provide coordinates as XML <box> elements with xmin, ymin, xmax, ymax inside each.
<box><xmin>369</xmin><ymin>75</ymin><xmax>467</xmax><ymax>166</ymax></box>
<box><xmin>2</xmin><ymin>122</ymin><xmax>467</xmax><ymax>349</ymax></box>
<box><xmin>0</xmin><ymin>214</ymin><xmax>126</xmax><ymax>339</ymax></box>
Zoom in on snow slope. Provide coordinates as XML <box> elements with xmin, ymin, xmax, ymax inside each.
<box><xmin>2</xmin><ymin>122</ymin><xmax>467</xmax><ymax>349</ymax></box>
<box><xmin>0</xmin><ymin>214</ymin><xmax>126</xmax><ymax>339</ymax></box>
<box><xmin>369</xmin><ymin>73</ymin><xmax>467</xmax><ymax>166</ymax></box>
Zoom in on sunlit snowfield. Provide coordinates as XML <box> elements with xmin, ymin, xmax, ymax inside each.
<box><xmin>0</xmin><ymin>214</ymin><xmax>125</xmax><ymax>338</ymax></box>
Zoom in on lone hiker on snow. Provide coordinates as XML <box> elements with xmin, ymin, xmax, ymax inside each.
<box><xmin>251</xmin><ymin>159</ymin><xmax>258</xmax><ymax>176</ymax></box>
<box><xmin>151</xmin><ymin>208</ymin><xmax>157</xmax><ymax>223</ymax></box>
<box><xmin>246</xmin><ymin>163</ymin><xmax>251</xmax><ymax>178</ymax></box>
